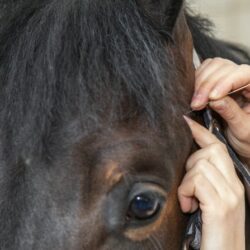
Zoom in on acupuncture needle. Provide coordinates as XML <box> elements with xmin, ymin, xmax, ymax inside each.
<box><xmin>185</xmin><ymin>83</ymin><xmax>250</xmax><ymax>115</ymax></box>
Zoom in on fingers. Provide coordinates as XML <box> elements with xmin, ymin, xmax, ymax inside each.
<box><xmin>192</xmin><ymin>57</ymin><xmax>250</xmax><ymax>110</ymax></box>
<box><xmin>183</xmin><ymin>116</ymin><xmax>219</xmax><ymax>148</ymax></box>
<box><xmin>178</xmin><ymin>161</ymin><xmax>218</xmax><ymax>213</ymax></box>
<box><xmin>193</xmin><ymin>66</ymin><xmax>235</xmax><ymax>110</ymax></box>
<box><xmin>178</xmin><ymin>158</ymin><xmax>244</xmax><ymax>214</ymax></box>
<box><xmin>179</xmin><ymin>117</ymin><xmax>245</xmax><ymax>217</ymax></box>
<box><xmin>209</xmin><ymin>96</ymin><xmax>250</xmax><ymax>141</ymax></box>
<box><xmin>186</xmin><ymin>145</ymin><xmax>236</xmax><ymax>183</ymax></box>
<box><xmin>192</xmin><ymin>58</ymin><xmax>235</xmax><ymax>109</ymax></box>
<box><xmin>184</xmin><ymin>117</ymin><xmax>237</xmax><ymax>182</ymax></box>
<box><xmin>208</xmin><ymin>98</ymin><xmax>250</xmax><ymax>158</ymax></box>
<box><xmin>209</xmin><ymin>64</ymin><xmax>250</xmax><ymax>99</ymax></box>
<box><xmin>190</xmin><ymin>57</ymin><xmax>250</xmax><ymax>158</ymax></box>
<box><xmin>195</xmin><ymin>58</ymin><xmax>213</xmax><ymax>81</ymax></box>
<box><xmin>180</xmin><ymin>115</ymin><xmax>246</xmax><ymax>249</ymax></box>
<box><xmin>195</xmin><ymin>59</ymin><xmax>234</xmax><ymax>91</ymax></box>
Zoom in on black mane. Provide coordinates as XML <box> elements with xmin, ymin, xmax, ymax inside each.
<box><xmin>0</xmin><ymin>0</ymin><xmax>177</xmax><ymax>159</ymax></box>
<box><xmin>0</xmin><ymin>0</ymin><xmax>249</xmax><ymax>161</ymax></box>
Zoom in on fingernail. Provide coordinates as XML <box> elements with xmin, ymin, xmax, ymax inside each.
<box><xmin>183</xmin><ymin>115</ymin><xmax>193</xmax><ymax>125</ymax></box>
<box><xmin>191</xmin><ymin>93</ymin><xmax>204</xmax><ymax>107</ymax></box>
<box><xmin>209</xmin><ymin>89</ymin><xmax>220</xmax><ymax>99</ymax></box>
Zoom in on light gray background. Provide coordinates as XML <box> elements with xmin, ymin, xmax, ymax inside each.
<box><xmin>189</xmin><ymin>0</ymin><xmax>250</xmax><ymax>48</ymax></box>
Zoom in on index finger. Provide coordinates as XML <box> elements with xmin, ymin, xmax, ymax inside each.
<box><xmin>183</xmin><ymin>116</ymin><xmax>220</xmax><ymax>148</ymax></box>
<box><xmin>209</xmin><ymin>64</ymin><xmax>250</xmax><ymax>99</ymax></box>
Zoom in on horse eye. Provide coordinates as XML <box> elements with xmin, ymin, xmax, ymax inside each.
<box><xmin>127</xmin><ymin>193</ymin><xmax>161</xmax><ymax>220</ymax></box>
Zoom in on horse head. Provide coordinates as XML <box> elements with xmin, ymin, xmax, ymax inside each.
<box><xmin>0</xmin><ymin>0</ymin><xmax>232</xmax><ymax>249</ymax></box>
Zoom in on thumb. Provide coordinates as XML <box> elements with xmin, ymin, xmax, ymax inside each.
<box><xmin>209</xmin><ymin>96</ymin><xmax>248</xmax><ymax>138</ymax></box>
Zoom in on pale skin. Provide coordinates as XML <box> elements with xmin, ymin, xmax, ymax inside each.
<box><xmin>192</xmin><ymin>58</ymin><xmax>250</xmax><ymax>157</ymax></box>
<box><xmin>178</xmin><ymin>58</ymin><xmax>250</xmax><ymax>249</ymax></box>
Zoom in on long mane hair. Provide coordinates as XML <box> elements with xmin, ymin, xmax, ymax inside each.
<box><xmin>0</xmin><ymin>1</ymin><xmax>249</xmax><ymax>161</ymax></box>
<box><xmin>0</xmin><ymin>0</ymin><xmax>180</xmax><ymax>160</ymax></box>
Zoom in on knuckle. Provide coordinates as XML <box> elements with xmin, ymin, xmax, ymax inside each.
<box><xmin>208</xmin><ymin>143</ymin><xmax>227</xmax><ymax>154</ymax></box>
<box><xmin>213</xmin><ymin>57</ymin><xmax>226</xmax><ymax>65</ymax></box>
<box><xmin>237</xmin><ymin>64</ymin><xmax>250</xmax><ymax>81</ymax></box>
<box><xmin>186</xmin><ymin>152</ymin><xmax>203</xmax><ymax>170</ymax></box>
<box><xmin>195</xmin><ymin>77</ymin><xmax>209</xmax><ymax>88</ymax></box>
<box><xmin>225</xmin><ymin>112</ymin><xmax>236</xmax><ymax>122</ymax></box>
<box><xmin>213</xmin><ymin>57</ymin><xmax>222</xmax><ymax>62</ymax></box>
<box><xmin>199</xmin><ymin>58</ymin><xmax>212</xmax><ymax>68</ymax></box>
<box><xmin>213</xmin><ymin>57</ymin><xmax>232</xmax><ymax>65</ymax></box>
<box><xmin>222</xmin><ymin>102</ymin><xmax>238</xmax><ymax>121</ymax></box>
<box><xmin>224</xmin><ymin>58</ymin><xmax>235</xmax><ymax>65</ymax></box>
<box><xmin>194</xmin><ymin>159</ymin><xmax>207</xmax><ymax>172</ymax></box>
<box><xmin>204</xmin><ymin>58</ymin><xmax>212</xmax><ymax>63</ymax></box>
<box><xmin>185</xmin><ymin>160</ymin><xmax>192</xmax><ymax>171</ymax></box>
<box><xmin>193</xmin><ymin>171</ymin><xmax>205</xmax><ymax>186</ymax></box>
<box><xmin>186</xmin><ymin>155</ymin><xmax>195</xmax><ymax>170</ymax></box>
<box><xmin>199</xmin><ymin>83</ymin><xmax>212</xmax><ymax>92</ymax></box>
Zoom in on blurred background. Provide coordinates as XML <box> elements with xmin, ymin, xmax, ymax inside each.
<box><xmin>189</xmin><ymin>0</ymin><xmax>250</xmax><ymax>48</ymax></box>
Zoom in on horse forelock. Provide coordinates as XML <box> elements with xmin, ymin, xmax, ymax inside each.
<box><xmin>0</xmin><ymin>0</ymin><xmax>187</xmax><ymax>159</ymax></box>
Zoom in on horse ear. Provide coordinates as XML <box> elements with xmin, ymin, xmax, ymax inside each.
<box><xmin>136</xmin><ymin>0</ymin><xmax>184</xmax><ymax>32</ymax></box>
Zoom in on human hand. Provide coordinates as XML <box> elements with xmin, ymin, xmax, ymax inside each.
<box><xmin>178</xmin><ymin>117</ymin><xmax>245</xmax><ymax>250</ymax></box>
<box><xmin>191</xmin><ymin>58</ymin><xmax>250</xmax><ymax>158</ymax></box>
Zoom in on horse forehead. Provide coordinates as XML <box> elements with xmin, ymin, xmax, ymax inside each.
<box><xmin>75</xmin><ymin>131</ymin><xmax>161</xmax><ymax>179</ymax></box>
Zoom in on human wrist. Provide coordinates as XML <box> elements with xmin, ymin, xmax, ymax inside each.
<box><xmin>200</xmin><ymin>196</ymin><xmax>245</xmax><ymax>250</ymax></box>
<box><xmin>201</xmin><ymin>223</ymin><xmax>245</xmax><ymax>250</ymax></box>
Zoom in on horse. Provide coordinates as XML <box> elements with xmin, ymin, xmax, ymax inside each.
<box><xmin>0</xmin><ymin>0</ymin><xmax>249</xmax><ymax>249</ymax></box>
